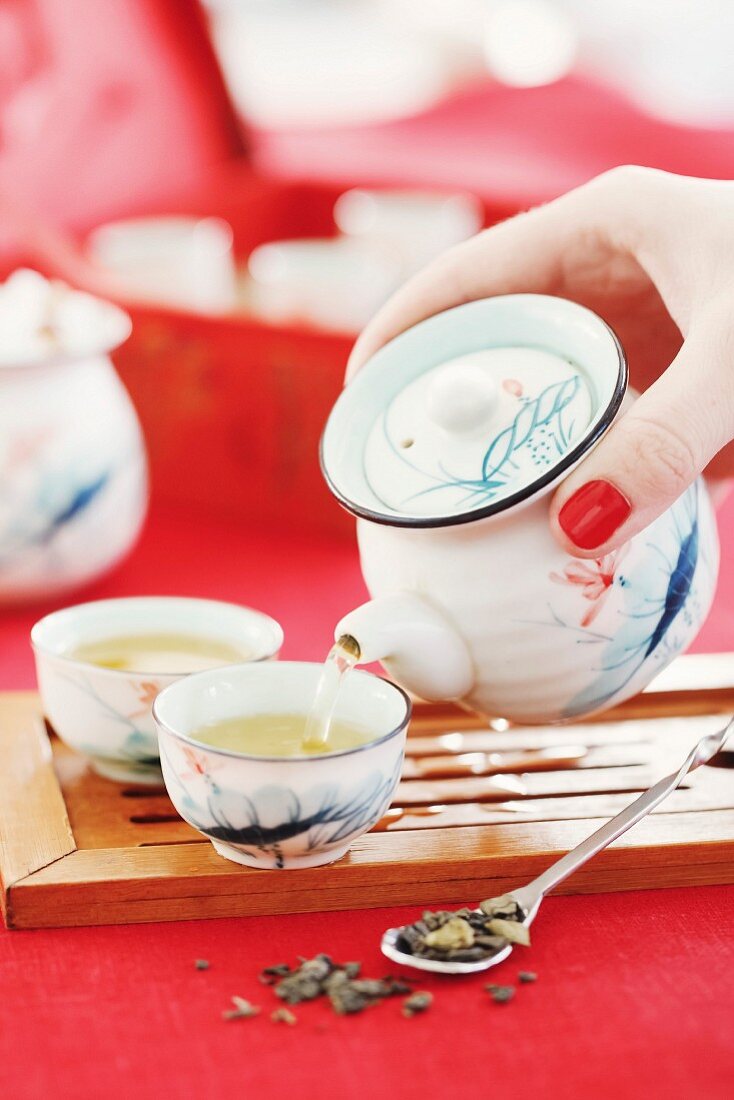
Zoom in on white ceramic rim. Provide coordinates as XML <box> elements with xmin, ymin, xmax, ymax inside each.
<box><xmin>153</xmin><ymin>660</ymin><xmax>412</xmax><ymax>763</ymax></box>
<box><xmin>320</xmin><ymin>294</ymin><xmax>627</xmax><ymax>529</ymax></box>
<box><xmin>30</xmin><ymin>596</ymin><xmax>284</xmax><ymax>678</ymax></box>
<box><xmin>0</xmin><ymin>298</ymin><xmax>132</xmax><ymax>372</ymax></box>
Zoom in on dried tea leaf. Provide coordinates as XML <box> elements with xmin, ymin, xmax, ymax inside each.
<box><xmin>259</xmin><ymin>963</ymin><xmax>291</xmax><ymax>985</ymax></box>
<box><xmin>382</xmin><ymin>977</ymin><xmax>415</xmax><ymax>995</ymax></box>
<box><xmin>222</xmin><ymin>996</ymin><xmax>260</xmax><ymax>1020</ymax></box>
<box><xmin>518</xmin><ymin>971</ymin><xmax>538</xmax><ymax>983</ymax></box>
<box><xmin>402</xmin><ymin>991</ymin><xmax>433</xmax><ymax>1018</ymax></box>
<box><xmin>271</xmin><ymin>1007</ymin><xmax>297</xmax><ymax>1026</ymax></box>
<box><xmin>485</xmin><ymin>918</ymin><xmax>530</xmax><ymax>946</ymax></box>
<box><xmin>479</xmin><ymin>894</ymin><xmax>523</xmax><ymax>920</ymax></box>
<box><xmin>441</xmin><ymin>947</ymin><xmax>487</xmax><ymax>962</ymax></box>
<box><xmin>301</xmin><ymin>954</ymin><xmax>335</xmax><ymax>980</ymax></box>
<box><xmin>325</xmin><ymin>972</ymin><xmax>372</xmax><ymax>1016</ymax></box>
<box><xmin>424</xmin><ymin>917</ymin><xmax>475</xmax><ymax>952</ymax></box>
<box><xmin>194</xmin><ymin>959</ymin><xmax>210</xmax><ymax>970</ymax></box>
<box><xmin>486</xmin><ymin>984</ymin><xmax>515</xmax><ymax>1004</ymax></box>
<box><xmin>274</xmin><ymin>955</ymin><xmax>335</xmax><ymax>1004</ymax></box>
<box><xmin>349</xmin><ymin>979</ymin><xmax>396</xmax><ymax>998</ymax></box>
<box><xmin>475</xmin><ymin>935</ymin><xmax>509</xmax><ymax>951</ymax></box>
<box><xmin>343</xmin><ymin>962</ymin><xmax>362</xmax><ymax>979</ymax></box>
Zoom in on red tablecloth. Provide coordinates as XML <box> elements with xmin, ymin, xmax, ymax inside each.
<box><xmin>2</xmin><ymin>501</ymin><xmax>734</xmax><ymax>1099</ymax></box>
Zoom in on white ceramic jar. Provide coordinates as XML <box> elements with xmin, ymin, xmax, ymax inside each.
<box><xmin>321</xmin><ymin>295</ymin><xmax>719</xmax><ymax>723</ymax></box>
<box><xmin>0</xmin><ymin>272</ymin><xmax>147</xmax><ymax>602</ymax></box>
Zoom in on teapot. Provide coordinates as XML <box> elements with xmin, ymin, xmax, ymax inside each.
<box><xmin>321</xmin><ymin>295</ymin><xmax>718</xmax><ymax>723</ymax></box>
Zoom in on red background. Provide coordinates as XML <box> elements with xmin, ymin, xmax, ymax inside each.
<box><xmin>1</xmin><ymin>502</ymin><xmax>733</xmax><ymax>1100</ymax></box>
<box><xmin>1</xmin><ymin>2</ymin><xmax>734</xmax><ymax>1096</ymax></box>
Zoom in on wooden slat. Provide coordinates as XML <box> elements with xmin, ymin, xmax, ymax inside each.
<box><xmin>8</xmin><ymin>809</ymin><xmax>734</xmax><ymax>928</ymax></box>
<box><xmin>0</xmin><ymin>692</ymin><xmax>75</xmax><ymax>920</ymax></box>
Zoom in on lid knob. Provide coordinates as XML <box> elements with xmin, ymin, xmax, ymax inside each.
<box><xmin>425</xmin><ymin>359</ymin><xmax>499</xmax><ymax>435</ymax></box>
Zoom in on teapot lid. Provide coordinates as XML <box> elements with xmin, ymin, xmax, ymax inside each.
<box><xmin>321</xmin><ymin>295</ymin><xmax>627</xmax><ymax>528</ymax></box>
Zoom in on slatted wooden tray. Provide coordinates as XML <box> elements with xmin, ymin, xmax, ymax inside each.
<box><xmin>2</xmin><ymin>652</ymin><xmax>734</xmax><ymax>929</ymax></box>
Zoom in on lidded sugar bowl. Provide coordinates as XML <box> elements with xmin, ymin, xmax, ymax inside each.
<box><xmin>0</xmin><ymin>270</ymin><xmax>147</xmax><ymax>603</ymax></box>
<box><xmin>321</xmin><ymin>294</ymin><xmax>718</xmax><ymax>723</ymax></box>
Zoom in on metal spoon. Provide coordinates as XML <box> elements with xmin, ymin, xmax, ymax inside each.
<box><xmin>381</xmin><ymin>717</ymin><xmax>733</xmax><ymax>974</ymax></box>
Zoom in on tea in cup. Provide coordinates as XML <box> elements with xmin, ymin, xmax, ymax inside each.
<box><xmin>153</xmin><ymin>661</ymin><xmax>410</xmax><ymax>868</ymax></box>
<box><xmin>32</xmin><ymin>597</ymin><xmax>283</xmax><ymax>783</ymax></box>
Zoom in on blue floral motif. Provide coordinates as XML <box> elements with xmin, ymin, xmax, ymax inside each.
<box><xmin>0</xmin><ymin>469</ymin><xmax>112</xmax><ymax>565</ymax></box>
<box><xmin>380</xmin><ymin>375</ymin><xmax>583</xmax><ymax>510</ymax></box>
<box><xmin>529</xmin><ymin>482</ymin><xmax>710</xmax><ymax>718</ymax></box>
<box><xmin>160</xmin><ymin>740</ymin><xmax>403</xmax><ymax>869</ymax></box>
<box><xmin>61</xmin><ymin>672</ymin><xmax>159</xmax><ymax>765</ymax></box>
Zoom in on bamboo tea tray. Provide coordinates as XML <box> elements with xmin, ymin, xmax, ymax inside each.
<box><xmin>2</xmin><ymin>652</ymin><xmax>734</xmax><ymax>929</ymax></box>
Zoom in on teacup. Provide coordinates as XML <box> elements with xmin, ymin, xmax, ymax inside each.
<box><xmin>87</xmin><ymin>216</ymin><xmax>238</xmax><ymax>313</ymax></box>
<box><xmin>32</xmin><ymin>597</ymin><xmax>283</xmax><ymax>784</ymax></box>
<box><xmin>153</xmin><ymin>661</ymin><xmax>411</xmax><ymax>869</ymax></box>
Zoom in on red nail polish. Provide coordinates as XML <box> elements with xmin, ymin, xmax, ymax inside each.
<box><xmin>558</xmin><ymin>480</ymin><xmax>632</xmax><ymax>550</ymax></box>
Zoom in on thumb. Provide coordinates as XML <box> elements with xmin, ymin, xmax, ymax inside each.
<box><xmin>550</xmin><ymin>320</ymin><xmax>733</xmax><ymax>556</ymax></box>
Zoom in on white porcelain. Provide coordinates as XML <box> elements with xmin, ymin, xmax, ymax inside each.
<box><xmin>0</xmin><ymin>273</ymin><xmax>147</xmax><ymax>603</ymax></box>
<box><xmin>87</xmin><ymin>216</ymin><xmax>238</xmax><ymax>313</ymax></box>
<box><xmin>322</xmin><ymin>294</ymin><xmax>719</xmax><ymax>723</ymax></box>
<box><xmin>32</xmin><ymin>597</ymin><xmax>284</xmax><ymax>784</ymax></box>
<box><xmin>247</xmin><ymin>237</ymin><xmax>401</xmax><ymax>333</ymax></box>
<box><xmin>153</xmin><ymin>662</ymin><xmax>410</xmax><ymax>869</ymax></box>
<box><xmin>334</xmin><ymin>188</ymin><xmax>484</xmax><ymax>278</ymax></box>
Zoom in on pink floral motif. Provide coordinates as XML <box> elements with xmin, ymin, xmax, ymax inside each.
<box><xmin>180</xmin><ymin>745</ymin><xmax>220</xmax><ymax>781</ymax></box>
<box><xmin>502</xmin><ymin>378</ymin><xmax>523</xmax><ymax>397</ymax></box>
<box><xmin>4</xmin><ymin>426</ymin><xmax>54</xmax><ymax>474</ymax></box>
<box><xmin>129</xmin><ymin>680</ymin><xmax>161</xmax><ymax>719</ymax></box>
<box><xmin>550</xmin><ymin>545</ymin><xmax>629</xmax><ymax>627</ymax></box>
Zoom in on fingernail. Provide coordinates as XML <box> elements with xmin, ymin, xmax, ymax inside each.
<box><xmin>558</xmin><ymin>480</ymin><xmax>632</xmax><ymax>549</ymax></box>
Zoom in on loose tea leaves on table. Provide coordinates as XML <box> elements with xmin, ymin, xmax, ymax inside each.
<box><xmin>274</xmin><ymin>953</ymin><xmax>335</xmax><ymax>1004</ymax></box>
<box><xmin>271</xmin><ymin>1007</ymin><xmax>297</xmax><ymax>1026</ymax></box>
<box><xmin>395</xmin><ymin>895</ymin><xmax>530</xmax><ymax>963</ymax></box>
<box><xmin>485</xmin><ymin>984</ymin><xmax>515</xmax><ymax>1004</ymax></box>
<box><xmin>518</xmin><ymin>971</ymin><xmax>538</xmax><ymax>983</ymax></box>
<box><xmin>259</xmin><ymin>962</ymin><xmax>292</xmax><ymax>985</ymax></box>
<box><xmin>269</xmin><ymin>955</ymin><xmax>411</xmax><ymax>1016</ymax></box>
<box><xmin>194</xmin><ymin>959</ymin><xmax>210</xmax><ymax>970</ymax></box>
<box><xmin>402</xmin><ymin>991</ymin><xmax>433</xmax><ymax>1018</ymax></box>
<box><xmin>222</xmin><ymin>996</ymin><xmax>261</xmax><ymax>1020</ymax></box>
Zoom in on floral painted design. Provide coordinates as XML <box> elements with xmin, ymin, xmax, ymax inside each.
<box><xmin>61</xmin><ymin>671</ymin><xmax>160</xmax><ymax>767</ymax></box>
<box><xmin>380</xmin><ymin>375</ymin><xmax>585</xmax><ymax>511</ymax></box>
<box><xmin>531</xmin><ymin>481</ymin><xmax>713</xmax><ymax>717</ymax></box>
<box><xmin>129</xmin><ymin>681</ymin><xmax>162</xmax><ymax>719</ymax></box>
<box><xmin>550</xmin><ymin>545</ymin><xmax>629</xmax><ymax>627</ymax></box>
<box><xmin>160</xmin><ymin>739</ymin><xmax>403</xmax><ymax>870</ymax></box>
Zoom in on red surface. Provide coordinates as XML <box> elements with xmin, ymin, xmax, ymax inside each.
<box><xmin>0</xmin><ymin>0</ymin><xmax>243</xmax><ymax>240</ymax></box>
<box><xmin>1</xmin><ymin>500</ymin><xmax>734</xmax><ymax>1099</ymax></box>
<box><xmin>255</xmin><ymin>76</ymin><xmax>734</xmax><ymax>208</ymax></box>
<box><xmin>1</xmin><ymin>890</ymin><xmax>733</xmax><ymax>1100</ymax></box>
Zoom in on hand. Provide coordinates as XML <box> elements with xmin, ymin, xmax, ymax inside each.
<box><xmin>346</xmin><ymin>167</ymin><xmax>734</xmax><ymax>556</ymax></box>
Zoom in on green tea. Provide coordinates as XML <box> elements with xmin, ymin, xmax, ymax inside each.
<box><xmin>191</xmin><ymin>712</ymin><xmax>375</xmax><ymax>757</ymax></box>
<box><xmin>70</xmin><ymin>632</ymin><xmax>251</xmax><ymax>674</ymax></box>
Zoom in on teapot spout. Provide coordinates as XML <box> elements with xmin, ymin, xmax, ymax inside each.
<box><xmin>335</xmin><ymin>593</ymin><xmax>474</xmax><ymax>703</ymax></box>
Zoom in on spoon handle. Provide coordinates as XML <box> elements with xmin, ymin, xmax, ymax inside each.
<box><xmin>515</xmin><ymin>718</ymin><xmax>732</xmax><ymax>915</ymax></box>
